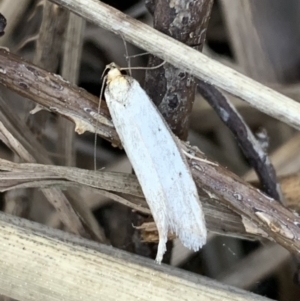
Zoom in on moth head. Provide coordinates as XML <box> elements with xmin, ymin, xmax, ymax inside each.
<box><xmin>102</xmin><ymin>63</ymin><xmax>123</xmax><ymax>84</ymax></box>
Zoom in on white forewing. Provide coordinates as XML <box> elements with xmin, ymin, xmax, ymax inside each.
<box><xmin>105</xmin><ymin>68</ymin><xmax>207</xmax><ymax>263</ymax></box>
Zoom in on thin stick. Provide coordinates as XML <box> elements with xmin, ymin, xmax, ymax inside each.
<box><xmin>197</xmin><ymin>81</ymin><xmax>283</xmax><ymax>203</ymax></box>
<box><xmin>59</xmin><ymin>12</ymin><xmax>85</xmax><ymax>166</ymax></box>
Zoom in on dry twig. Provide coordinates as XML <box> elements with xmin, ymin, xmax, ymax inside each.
<box><xmin>198</xmin><ymin>81</ymin><xmax>282</xmax><ymax>202</ymax></box>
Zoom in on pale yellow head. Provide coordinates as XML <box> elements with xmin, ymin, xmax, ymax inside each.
<box><xmin>105</xmin><ymin>63</ymin><xmax>123</xmax><ymax>84</ymax></box>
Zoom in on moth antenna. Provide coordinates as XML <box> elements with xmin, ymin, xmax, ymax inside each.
<box><xmin>94</xmin><ymin>74</ymin><xmax>107</xmax><ymax>171</ymax></box>
<box><xmin>121</xmin><ymin>36</ymin><xmax>132</xmax><ymax>76</ymax></box>
<box><xmin>124</xmin><ymin>52</ymin><xmax>149</xmax><ymax>60</ymax></box>
<box><xmin>101</xmin><ymin>65</ymin><xmax>110</xmax><ymax>79</ymax></box>
<box><xmin>120</xmin><ymin>60</ymin><xmax>166</xmax><ymax>71</ymax></box>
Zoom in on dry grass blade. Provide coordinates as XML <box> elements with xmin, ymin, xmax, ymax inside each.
<box><xmin>0</xmin><ymin>211</ymin><xmax>272</xmax><ymax>301</ymax></box>
<box><xmin>0</xmin><ymin>157</ymin><xmax>300</xmax><ymax>248</ymax></box>
<box><xmin>0</xmin><ymin>158</ymin><xmax>142</xmax><ymax>196</ymax></box>
<box><xmin>0</xmin><ymin>122</ymin><xmax>35</xmax><ymax>162</ymax></box>
<box><xmin>33</xmin><ymin>1</ymin><xmax>67</xmax><ymax>71</ymax></box>
<box><xmin>58</xmin><ymin>12</ymin><xmax>86</xmax><ymax>166</ymax></box>
<box><xmin>49</xmin><ymin>0</ymin><xmax>300</xmax><ymax>130</ymax></box>
<box><xmin>61</xmin><ymin>12</ymin><xmax>85</xmax><ymax>85</ymax></box>
<box><xmin>0</xmin><ymin>100</ymin><xmax>88</xmax><ymax>237</ymax></box>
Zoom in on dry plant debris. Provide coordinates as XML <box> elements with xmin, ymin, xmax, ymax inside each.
<box><xmin>0</xmin><ymin>0</ymin><xmax>299</xmax><ymax>300</ymax></box>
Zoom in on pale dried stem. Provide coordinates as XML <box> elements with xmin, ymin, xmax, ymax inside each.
<box><xmin>0</xmin><ymin>212</ymin><xmax>272</xmax><ymax>301</ymax></box>
<box><xmin>219</xmin><ymin>0</ymin><xmax>277</xmax><ymax>82</ymax></box>
<box><xmin>58</xmin><ymin>12</ymin><xmax>85</xmax><ymax>166</ymax></box>
<box><xmin>0</xmin><ymin>157</ymin><xmax>300</xmax><ymax>248</ymax></box>
<box><xmin>33</xmin><ymin>1</ymin><xmax>67</xmax><ymax>71</ymax></box>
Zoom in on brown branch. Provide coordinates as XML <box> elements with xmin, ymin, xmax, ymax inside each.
<box><xmin>143</xmin><ymin>0</ymin><xmax>214</xmax><ymax>262</ymax></box>
<box><xmin>144</xmin><ymin>0</ymin><xmax>214</xmax><ymax>140</ymax></box>
<box><xmin>185</xmin><ymin>142</ymin><xmax>300</xmax><ymax>254</ymax></box>
<box><xmin>0</xmin><ymin>49</ymin><xmax>300</xmax><ymax>255</ymax></box>
<box><xmin>33</xmin><ymin>1</ymin><xmax>68</xmax><ymax>72</ymax></box>
<box><xmin>197</xmin><ymin>81</ymin><xmax>283</xmax><ymax>202</ymax></box>
<box><xmin>0</xmin><ymin>49</ymin><xmax>119</xmax><ymax>146</ymax></box>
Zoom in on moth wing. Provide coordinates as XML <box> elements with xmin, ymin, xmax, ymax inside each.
<box><xmin>105</xmin><ymin>76</ymin><xmax>206</xmax><ymax>262</ymax></box>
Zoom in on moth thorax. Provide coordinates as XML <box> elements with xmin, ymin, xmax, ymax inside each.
<box><xmin>107</xmin><ymin>68</ymin><xmax>122</xmax><ymax>84</ymax></box>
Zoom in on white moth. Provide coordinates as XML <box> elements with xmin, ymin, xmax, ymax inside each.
<box><xmin>104</xmin><ymin>63</ymin><xmax>207</xmax><ymax>263</ymax></box>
